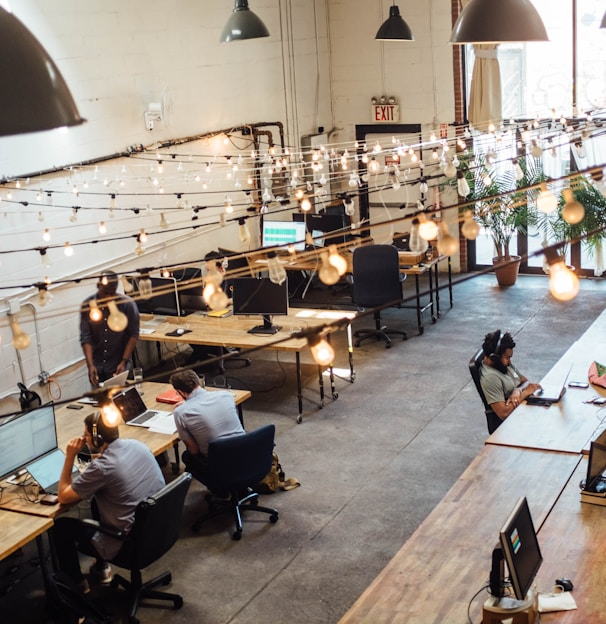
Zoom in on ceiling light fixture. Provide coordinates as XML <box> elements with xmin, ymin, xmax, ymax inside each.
<box><xmin>450</xmin><ymin>0</ymin><xmax>548</xmax><ymax>44</ymax></box>
<box><xmin>375</xmin><ymin>2</ymin><xmax>414</xmax><ymax>41</ymax></box>
<box><xmin>0</xmin><ymin>6</ymin><xmax>85</xmax><ymax>135</ymax></box>
<box><xmin>220</xmin><ymin>0</ymin><xmax>270</xmax><ymax>43</ymax></box>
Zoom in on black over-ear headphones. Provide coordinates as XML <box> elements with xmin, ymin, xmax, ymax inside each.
<box><xmin>489</xmin><ymin>332</ymin><xmax>508</xmax><ymax>374</ymax></box>
<box><xmin>90</xmin><ymin>412</ymin><xmax>105</xmax><ymax>449</ymax></box>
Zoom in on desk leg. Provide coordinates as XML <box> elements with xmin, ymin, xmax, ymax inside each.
<box><xmin>237</xmin><ymin>404</ymin><xmax>245</xmax><ymax>427</ymax></box>
<box><xmin>428</xmin><ymin>264</ymin><xmax>437</xmax><ymax>323</ymax></box>
<box><xmin>448</xmin><ymin>256</ymin><xmax>453</xmax><ymax>308</ymax></box>
<box><xmin>327</xmin><ymin>334</ymin><xmax>338</xmax><ymax>400</ymax></box>
<box><xmin>347</xmin><ymin>323</ymin><xmax>356</xmax><ymax>382</ymax></box>
<box><xmin>171</xmin><ymin>440</ymin><xmax>180</xmax><ymax>474</ymax></box>
<box><xmin>318</xmin><ymin>364</ymin><xmax>325</xmax><ymax>407</ymax></box>
<box><xmin>296</xmin><ymin>352</ymin><xmax>303</xmax><ymax>424</ymax></box>
<box><xmin>414</xmin><ymin>275</ymin><xmax>424</xmax><ymax>334</ymax></box>
<box><xmin>434</xmin><ymin>263</ymin><xmax>441</xmax><ymax>319</ymax></box>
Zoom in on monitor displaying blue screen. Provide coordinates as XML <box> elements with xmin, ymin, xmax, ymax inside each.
<box><xmin>0</xmin><ymin>403</ymin><xmax>57</xmax><ymax>480</ymax></box>
<box><xmin>262</xmin><ymin>220</ymin><xmax>306</xmax><ymax>251</ymax></box>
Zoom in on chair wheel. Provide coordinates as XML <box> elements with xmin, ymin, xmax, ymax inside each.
<box><xmin>270</xmin><ymin>513</ymin><xmax>279</xmax><ymax>523</ymax></box>
<box><xmin>232</xmin><ymin>530</ymin><xmax>242</xmax><ymax>540</ymax></box>
<box><xmin>174</xmin><ymin>596</ymin><xmax>184</xmax><ymax>610</ymax></box>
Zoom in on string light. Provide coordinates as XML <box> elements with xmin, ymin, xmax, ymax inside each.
<box><xmin>267</xmin><ymin>251</ymin><xmax>287</xmax><ymax>285</ymax></box>
<box><xmin>318</xmin><ymin>250</ymin><xmax>340</xmax><ymax>286</ymax></box>
<box><xmin>418</xmin><ymin>214</ymin><xmax>439</xmax><ymax>241</ymax></box>
<box><xmin>238</xmin><ymin>217</ymin><xmax>251</xmax><ymax>243</ymax></box>
<box><xmin>138</xmin><ymin>272</ymin><xmax>153</xmax><ymax>298</ymax></box>
<box><xmin>437</xmin><ymin>221</ymin><xmax>459</xmax><ymax>256</ymax></box>
<box><xmin>456</xmin><ymin>170</ymin><xmax>470</xmax><ymax>197</ymax></box>
<box><xmin>308</xmin><ymin>334</ymin><xmax>335</xmax><ymax>367</ymax></box>
<box><xmin>99</xmin><ymin>398</ymin><xmax>123</xmax><ymax>427</ymax></box>
<box><xmin>10</xmin><ymin>319</ymin><xmax>31</xmax><ymax>350</ymax></box>
<box><xmin>536</xmin><ymin>183</ymin><xmax>558</xmax><ymax>214</ymax></box>
<box><xmin>98</xmin><ymin>221</ymin><xmax>107</xmax><ymax>234</ymax></box>
<box><xmin>160</xmin><ymin>213</ymin><xmax>169</xmax><ymax>229</ymax></box>
<box><xmin>300</xmin><ymin>196</ymin><xmax>312</xmax><ymax>212</ymax></box>
<box><xmin>409</xmin><ymin>218</ymin><xmax>428</xmax><ymax>253</ymax></box>
<box><xmin>561</xmin><ymin>188</ymin><xmax>585</xmax><ymax>225</ymax></box>
<box><xmin>327</xmin><ymin>245</ymin><xmax>348</xmax><ymax>277</ymax></box>
<box><xmin>545</xmin><ymin>248</ymin><xmax>579</xmax><ymax>302</ymax></box>
<box><xmin>88</xmin><ymin>299</ymin><xmax>103</xmax><ymax>322</ymax></box>
<box><xmin>36</xmin><ymin>283</ymin><xmax>53</xmax><ymax>307</ymax></box>
<box><xmin>461</xmin><ymin>210</ymin><xmax>480</xmax><ymax>241</ymax></box>
<box><xmin>107</xmin><ymin>300</ymin><xmax>128</xmax><ymax>332</ymax></box>
<box><xmin>42</xmin><ymin>228</ymin><xmax>51</xmax><ymax>242</ymax></box>
<box><xmin>64</xmin><ymin>242</ymin><xmax>74</xmax><ymax>257</ymax></box>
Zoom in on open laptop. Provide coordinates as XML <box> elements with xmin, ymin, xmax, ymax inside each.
<box><xmin>526</xmin><ymin>364</ymin><xmax>572</xmax><ymax>405</ymax></box>
<box><xmin>27</xmin><ymin>448</ymin><xmax>78</xmax><ymax>494</ymax></box>
<box><xmin>99</xmin><ymin>370</ymin><xmax>129</xmax><ymax>389</ymax></box>
<box><xmin>112</xmin><ymin>386</ymin><xmax>173</xmax><ymax>428</ymax></box>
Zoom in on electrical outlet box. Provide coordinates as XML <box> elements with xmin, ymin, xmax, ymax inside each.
<box><xmin>8</xmin><ymin>299</ymin><xmax>21</xmax><ymax>314</ymax></box>
<box><xmin>38</xmin><ymin>371</ymin><xmax>50</xmax><ymax>385</ymax></box>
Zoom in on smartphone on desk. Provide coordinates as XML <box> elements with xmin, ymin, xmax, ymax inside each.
<box><xmin>568</xmin><ymin>381</ymin><xmax>589</xmax><ymax>389</ymax></box>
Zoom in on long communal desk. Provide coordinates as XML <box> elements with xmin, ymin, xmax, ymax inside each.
<box><xmin>0</xmin><ymin>381</ymin><xmax>251</xmax><ymax>518</ymax></box>
<box><xmin>0</xmin><ymin>508</ymin><xmax>53</xmax><ymax>560</ymax></box>
<box><xmin>138</xmin><ymin>308</ymin><xmax>356</xmax><ymax>423</ymax></box>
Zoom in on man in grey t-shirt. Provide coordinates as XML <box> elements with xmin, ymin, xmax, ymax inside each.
<box><xmin>54</xmin><ymin>412</ymin><xmax>165</xmax><ymax>590</ymax></box>
<box><xmin>170</xmin><ymin>369</ymin><xmax>244</xmax><ymax>484</ymax></box>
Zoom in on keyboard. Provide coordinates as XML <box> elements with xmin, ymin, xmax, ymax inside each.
<box><xmin>130</xmin><ymin>410</ymin><xmax>158</xmax><ymax>425</ymax></box>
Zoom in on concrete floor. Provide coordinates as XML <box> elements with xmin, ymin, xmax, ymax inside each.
<box><xmin>3</xmin><ymin>272</ymin><xmax>606</xmax><ymax>623</ymax></box>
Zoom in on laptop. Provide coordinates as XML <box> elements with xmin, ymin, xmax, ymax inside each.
<box><xmin>112</xmin><ymin>386</ymin><xmax>173</xmax><ymax>428</ymax></box>
<box><xmin>27</xmin><ymin>448</ymin><xmax>78</xmax><ymax>494</ymax></box>
<box><xmin>526</xmin><ymin>364</ymin><xmax>572</xmax><ymax>405</ymax></box>
<box><xmin>99</xmin><ymin>370</ymin><xmax>129</xmax><ymax>389</ymax></box>
<box><xmin>583</xmin><ymin>440</ymin><xmax>606</xmax><ymax>494</ymax></box>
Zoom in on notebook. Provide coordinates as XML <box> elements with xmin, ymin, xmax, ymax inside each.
<box><xmin>526</xmin><ymin>364</ymin><xmax>572</xmax><ymax>405</ymax></box>
<box><xmin>112</xmin><ymin>386</ymin><xmax>173</xmax><ymax>428</ymax></box>
<box><xmin>27</xmin><ymin>448</ymin><xmax>78</xmax><ymax>495</ymax></box>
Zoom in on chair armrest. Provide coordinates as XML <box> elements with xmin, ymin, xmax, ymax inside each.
<box><xmin>80</xmin><ymin>518</ymin><xmax>126</xmax><ymax>540</ymax></box>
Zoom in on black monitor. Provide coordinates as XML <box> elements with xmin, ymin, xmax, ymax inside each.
<box><xmin>173</xmin><ymin>267</ymin><xmax>206</xmax><ymax>312</ymax></box>
<box><xmin>293</xmin><ymin>212</ymin><xmax>349</xmax><ymax>245</ymax></box>
<box><xmin>131</xmin><ymin>276</ymin><xmax>182</xmax><ymax>316</ymax></box>
<box><xmin>232</xmin><ymin>277</ymin><xmax>289</xmax><ymax>334</ymax></box>
<box><xmin>262</xmin><ymin>220</ymin><xmax>306</xmax><ymax>251</ymax></box>
<box><xmin>489</xmin><ymin>496</ymin><xmax>543</xmax><ymax>602</ymax></box>
<box><xmin>0</xmin><ymin>403</ymin><xmax>57</xmax><ymax>481</ymax></box>
<box><xmin>585</xmin><ymin>439</ymin><xmax>606</xmax><ymax>492</ymax></box>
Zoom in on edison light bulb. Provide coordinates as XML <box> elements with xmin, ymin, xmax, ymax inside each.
<box><xmin>456</xmin><ymin>171</ymin><xmax>470</xmax><ymax>198</ymax></box>
<box><xmin>100</xmin><ymin>402</ymin><xmax>123</xmax><ymax>427</ymax></box>
<box><xmin>512</xmin><ymin>159</ymin><xmax>524</xmax><ymax>182</ymax></box>
<box><xmin>43</xmin><ymin>228</ymin><xmax>51</xmax><ymax>241</ymax></box>
<box><xmin>239</xmin><ymin>219</ymin><xmax>251</xmax><ymax>243</ymax></box>
<box><xmin>11</xmin><ymin>321</ymin><xmax>31</xmax><ymax>350</ymax></box>
<box><xmin>461</xmin><ymin>211</ymin><xmax>480</xmax><ymax>240</ymax></box>
<box><xmin>107</xmin><ymin>300</ymin><xmax>128</xmax><ymax>332</ymax></box>
<box><xmin>444</xmin><ymin>160</ymin><xmax>457</xmax><ymax>179</ymax></box>
<box><xmin>318</xmin><ymin>251</ymin><xmax>340</xmax><ymax>286</ymax></box>
<box><xmin>309</xmin><ymin>336</ymin><xmax>335</xmax><ymax>367</ymax></box>
<box><xmin>344</xmin><ymin>199</ymin><xmax>355</xmax><ymax>216</ymax></box>
<box><xmin>89</xmin><ymin>299</ymin><xmax>103</xmax><ymax>322</ymax></box>
<box><xmin>418</xmin><ymin>215</ymin><xmax>439</xmax><ymax>241</ymax></box>
<box><xmin>409</xmin><ymin>219</ymin><xmax>428</xmax><ymax>253</ymax></box>
<box><xmin>300</xmin><ymin>196</ymin><xmax>312</xmax><ymax>212</ymax></box>
<box><xmin>328</xmin><ymin>246</ymin><xmax>348</xmax><ymax>276</ymax></box>
<box><xmin>120</xmin><ymin>276</ymin><xmax>134</xmax><ymax>294</ymax></box>
<box><xmin>267</xmin><ymin>253</ymin><xmax>287</xmax><ymax>285</ymax></box>
<box><xmin>561</xmin><ymin>188</ymin><xmax>585</xmax><ymax>225</ymax></box>
<box><xmin>437</xmin><ymin>222</ymin><xmax>459</xmax><ymax>257</ymax></box>
<box><xmin>37</xmin><ymin>288</ymin><xmax>53</xmax><ymax>307</ymax></box>
<box><xmin>98</xmin><ymin>221</ymin><xmax>107</xmax><ymax>234</ymax></box>
<box><xmin>536</xmin><ymin>183</ymin><xmax>558</xmax><ymax>214</ymax></box>
<box><xmin>549</xmin><ymin>260</ymin><xmax>579</xmax><ymax>302</ymax></box>
<box><xmin>138</xmin><ymin>275</ymin><xmax>152</xmax><ymax>299</ymax></box>
<box><xmin>64</xmin><ymin>242</ymin><xmax>74</xmax><ymax>257</ymax></box>
<box><xmin>203</xmin><ymin>282</ymin><xmax>217</xmax><ymax>306</ymax></box>
<box><xmin>207</xmin><ymin>287</ymin><xmax>229</xmax><ymax>311</ymax></box>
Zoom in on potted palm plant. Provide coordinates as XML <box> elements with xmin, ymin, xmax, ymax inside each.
<box><xmin>462</xmin><ymin>155</ymin><xmax>542</xmax><ymax>286</ymax></box>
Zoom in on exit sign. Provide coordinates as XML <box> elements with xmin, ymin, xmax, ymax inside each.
<box><xmin>372</xmin><ymin>104</ymin><xmax>400</xmax><ymax>123</ymax></box>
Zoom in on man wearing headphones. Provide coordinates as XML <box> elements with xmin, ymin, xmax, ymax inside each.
<box><xmin>54</xmin><ymin>412</ymin><xmax>165</xmax><ymax>591</ymax></box>
<box><xmin>480</xmin><ymin>329</ymin><xmax>542</xmax><ymax>422</ymax></box>
<box><xmin>80</xmin><ymin>270</ymin><xmax>140</xmax><ymax>387</ymax></box>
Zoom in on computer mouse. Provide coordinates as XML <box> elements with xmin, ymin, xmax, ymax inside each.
<box><xmin>176</xmin><ymin>328</ymin><xmax>185</xmax><ymax>335</ymax></box>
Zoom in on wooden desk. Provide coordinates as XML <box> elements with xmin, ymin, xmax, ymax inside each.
<box><xmin>139</xmin><ymin>308</ymin><xmax>356</xmax><ymax>423</ymax></box>
<box><xmin>0</xmin><ymin>509</ymin><xmax>53</xmax><ymax>560</ymax></box>
<box><xmin>0</xmin><ymin>381</ymin><xmax>251</xmax><ymax>518</ymax></box>
<box><xmin>339</xmin><ymin>445</ymin><xmax>580</xmax><ymax>624</ymax></box>
<box><xmin>535</xmin><ymin>456</ymin><xmax>606</xmax><ymax>622</ymax></box>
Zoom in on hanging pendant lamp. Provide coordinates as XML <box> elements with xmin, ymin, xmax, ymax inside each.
<box><xmin>450</xmin><ymin>0</ymin><xmax>549</xmax><ymax>44</ymax></box>
<box><xmin>220</xmin><ymin>0</ymin><xmax>270</xmax><ymax>43</ymax></box>
<box><xmin>0</xmin><ymin>6</ymin><xmax>85</xmax><ymax>136</ymax></box>
<box><xmin>375</xmin><ymin>2</ymin><xmax>414</xmax><ymax>41</ymax></box>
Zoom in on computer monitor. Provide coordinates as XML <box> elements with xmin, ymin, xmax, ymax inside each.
<box><xmin>173</xmin><ymin>267</ymin><xmax>206</xmax><ymax>312</ymax></box>
<box><xmin>585</xmin><ymin>439</ymin><xmax>606</xmax><ymax>492</ymax></box>
<box><xmin>131</xmin><ymin>276</ymin><xmax>182</xmax><ymax>316</ymax></box>
<box><xmin>262</xmin><ymin>220</ymin><xmax>306</xmax><ymax>251</ymax></box>
<box><xmin>231</xmin><ymin>277</ymin><xmax>289</xmax><ymax>334</ymax></box>
<box><xmin>489</xmin><ymin>496</ymin><xmax>543</xmax><ymax>602</ymax></box>
<box><xmin>293</xmin><ymin>212</ymin><xmax>349</xmax><ymax>245</ymax></box>
<box><xmin>0</xmin><ymin>403</ymin><xmax>57</xmax><ymax>481</ymax></box>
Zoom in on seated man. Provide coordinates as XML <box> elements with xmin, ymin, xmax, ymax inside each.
<box><xmin>54</xmin><ymin>413</ymin><xmax>165</xmax><ymax>591</ymax></box>
<box><xmin>170</xmin><ymin>369</ymin><xmax>244</xmax><ymax>485</ymax></box>
<box><xmin>480</xmin><ymin>329</ymin><xmax>541</xmax><ymax>423</ymax></box>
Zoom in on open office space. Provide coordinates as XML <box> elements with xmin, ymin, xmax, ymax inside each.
<box><xmin>1</xmin><ymin>2</ymin><xmax>606</xmax><ymax>623</ymax></box>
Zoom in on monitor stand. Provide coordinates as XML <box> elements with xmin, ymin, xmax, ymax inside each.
<box><xmin>248</xmin><ymin>314</ymin><xmax>281</xmax><ymax>335</ymax></box>
<box><xmin>482</xmin><ymin>589</ymin><xmax>537</xmax><ymax>624</ymax></box>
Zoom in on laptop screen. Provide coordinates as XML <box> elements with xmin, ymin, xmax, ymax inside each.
<box><xmin>112</xmin><ymin>387</ymin><xmax>147</xmax><ymax>422</ymax></box>
<box><xmin>27</xmin><ymin>448</ymin><xmax>77</xmax><ymax>491</ymax></box>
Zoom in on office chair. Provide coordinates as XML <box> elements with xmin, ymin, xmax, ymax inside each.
<box><xmin>81</xmin><ymin>472</ymin><xmax>192</xmax><ymax>624</ymax></box>
<box><xmin>192</xmin><ymin>424</ymin><xmax>279</xmax><ymax>540</ymax></box>
<box><xmin>352</xmin><ymin>244</ymin><xmax>407</xmax><ymax>348</ymax></box>
<box><xmin>469</xmin><ymin>348</ymin><xmax>503</xmax><ymax>434</ymax></box>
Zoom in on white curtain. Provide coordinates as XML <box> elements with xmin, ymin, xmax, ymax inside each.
<box><xmin>460</xmin><ymin>0</ymin><xmax>503</xmax><ymax>129</ymax></box>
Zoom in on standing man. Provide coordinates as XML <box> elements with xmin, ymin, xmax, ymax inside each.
<box><xmin>80</xmin><ymin>270</ymin><xmax>140</xmax><ymax>386</ymax></box>
<box><xmin>54</xmin><ymin>413</ymin><xmax>165</xmax><ymax>590</ymax></box>
<box><xmin>169</xmin><ymin>369</ymin><xmax>244</xmax><ymax>484</ymax></box>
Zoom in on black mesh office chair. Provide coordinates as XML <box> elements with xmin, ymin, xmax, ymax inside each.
<box><xmin>192</xmin><ymin>424</ymin><xmax>279</xmax><ymax>540</ymax></box>
<box><xmin>352</xmin><ymin>244</ymin><xmax>407</xmax><ymax>348</ymax></box>
<box><xmin>469</xmin><ymin>348</ymin><xmax>503</xmax><ymax>434</ymax></box>
<box><xmin>81</xmin><ymin>472</ymin><xmax>192</xmax><ymax>624</ymax></box>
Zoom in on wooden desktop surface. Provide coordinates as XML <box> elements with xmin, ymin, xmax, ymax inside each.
<box><xmin>339</xmin><ymin>445</ymin><xmax>580</xmax><ymax>624</ymax></box>
<box><xmin>536</xmin><ymin>456</ymin><xmax>606</xmax><ymax>622</ymax></box>
<box><xmin>0</xmin><ymin>509</ymin><xmax>53</xmax><ymax>560</ymax></box>
<box><xmin>486</xmin><ymin>315</ymin><xmax>606</xmax><ymax>454</ymax></box>
<box><xmin>0</xmin><ymin>381</ymin><xmax>250</xmax><ymax>518</ymax></box>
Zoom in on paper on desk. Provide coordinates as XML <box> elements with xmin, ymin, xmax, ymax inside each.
<box><xmin>147</xmin><ymin>414</ymin><xmax>177</xmax><ymax>435</ymax></box>
<box><xmin>538</xmin><ymin>591</ymin><xmax>577</xmax><ymax>612</ymax></box>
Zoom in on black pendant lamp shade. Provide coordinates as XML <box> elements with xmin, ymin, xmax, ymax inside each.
<box><xmin>375</xmin><ymin>4</ymin><xmax>414</xmax><ymax>41</ymax></box>
<box><xmin>220</xmin><ymin>0</ymin><xmax>270</xmax><ymax>43</ymax></box>
<box><xmin>0</xmin><ymin>6</ymin><xmax>85</xmax><ymax>136</ymax></box>
<box><xmin>450</xmin><ymin>0</ymin><xmax>549</xmax><ymax>44</ymax></box>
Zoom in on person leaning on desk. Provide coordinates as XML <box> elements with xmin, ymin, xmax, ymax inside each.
<box><xmin>479</xmin><ymin>329</ymin><xmax>542</xmax><ymax>422</ymax></box>
<box><xmin>53</xmin><ymin>412</ymin><xmax>165</xmax><ymax>592</ymax></box>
